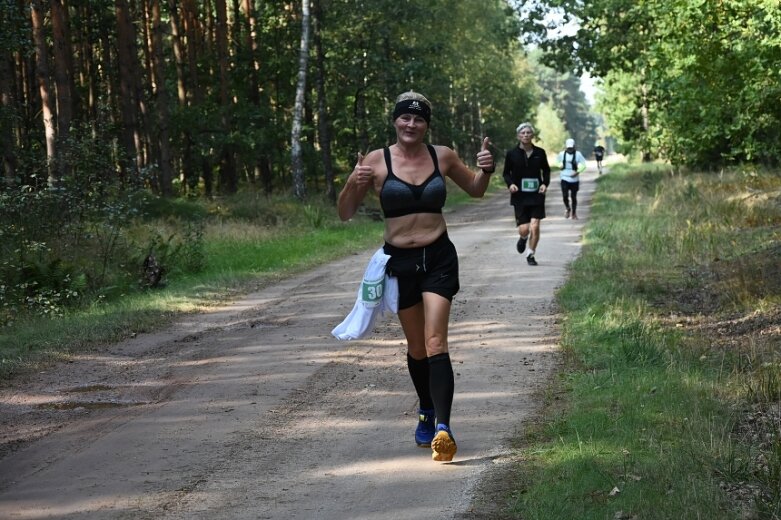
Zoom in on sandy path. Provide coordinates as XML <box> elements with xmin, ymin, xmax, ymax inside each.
<box><xmin>0</xmin><ymin>170</ymin><xmax>597</xmax><ymax>519</ymax></box>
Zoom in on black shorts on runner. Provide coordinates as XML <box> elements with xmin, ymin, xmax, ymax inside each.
<box><xmin>513</xmin><ymin>203</ymin><xmax>546</xmax><ymax>226</ymax></box>
<box><xmin>383</xmin><ymin>232</ymin><xmax>460</xmax><ymax>310</ymax></box>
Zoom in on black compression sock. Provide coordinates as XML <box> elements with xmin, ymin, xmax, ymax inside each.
<box><xmin>428</xmin><ymin>352</ymin><xmax>454</xmax><ymax>426</ymax></box>
<box><xmin>407</xmin><ymin>354</ymin><xmax>434</xmax><ymax>410</ymax></box>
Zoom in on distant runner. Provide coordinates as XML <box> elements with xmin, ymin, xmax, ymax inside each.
<box><xmin>557</xmin><ymin>138</ymin><xmax>587</xmax><ymax>220</ymax></box>
<box><xmin>594</xmin><ymin>144</ymin><xmax>606</xmax><ymax>174</ymax></box>
<box><xmin>502</xmin><ymin>122</ymin><xmax>550</xmax><ymax>266</ymax></box>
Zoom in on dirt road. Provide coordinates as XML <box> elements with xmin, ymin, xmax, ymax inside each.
<box><xmin>0</xmin><ymin>171</ymin><xmax>596</xmax><ymax>519</ymax></box>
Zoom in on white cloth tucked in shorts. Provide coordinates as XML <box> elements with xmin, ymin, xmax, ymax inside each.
<box><xmin>331</xmin><ymin>248</ymin><xmax>399</xmax><ymax>340</ymax></box>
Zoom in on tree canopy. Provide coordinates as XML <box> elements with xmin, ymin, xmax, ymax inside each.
<box><xmin>1</xmin><ymin>0</ymin><xmax>540</xmax><ymax>198</ymax></box>
<box><xmin>521</xmin><ymin>0</ymin><xmax>781</xmax><ymax>168</ymax></box>
<box><xmin>4</xmin><ymin>0</ymin><xmax>608</xmax><ymax>325</ymax></box>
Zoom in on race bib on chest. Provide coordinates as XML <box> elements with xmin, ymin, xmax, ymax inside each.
<box><xmin>361</xmin><ymin>276</ymin><xmax>385</xmax><ymax>307</ymax></box>
<box><xmin>521</xmin><ymin>178</ymin><xmax>539</xmax><ymax>192</ymax></box>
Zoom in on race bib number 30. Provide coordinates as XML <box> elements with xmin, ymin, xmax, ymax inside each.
<box><xmin>361</xmin><ymin>277</ymin><xmax>384</xmax><ymax>307</ymax></box>
<box><xmin>521</xmin><ymin>178</ymin><xmax>539</xmax><ymax>192</ymax></box>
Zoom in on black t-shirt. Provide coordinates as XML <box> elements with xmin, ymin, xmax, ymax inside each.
<box><xmin>594</xmin><ymin>145</ymin><xmax>605</xmax><ymax>159</ymax></box>
<box><xmin>502</xmin><ymin>145</ymin><xmax>550</xmax><ymax>206</ymax></box>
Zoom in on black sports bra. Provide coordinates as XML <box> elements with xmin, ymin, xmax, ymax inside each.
<box><xmin>380</xmin><ymin>144</ymin><xmax>447</xmax><ymax>219</ymax></box>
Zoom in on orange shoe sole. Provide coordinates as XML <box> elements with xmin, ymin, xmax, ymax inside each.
<box><xmin>431</xmin><ymin>430</ymin><xmax>457</xmax><ymax>461</ymax></box>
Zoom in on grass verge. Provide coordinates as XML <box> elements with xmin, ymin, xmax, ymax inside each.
<box><xmin>507</xmin><ymin>165</ymin><xmax>781</xmax><ymax>519</ymax></box>
<box><xmin>0</xmin><ymin>214</ymin><xmax>384</xmax><ymax>381</ymax></box>
<box><xmin>0</xmin><ymin>177</ymin><xmax>503</xmax><ymax>381</ymax></box>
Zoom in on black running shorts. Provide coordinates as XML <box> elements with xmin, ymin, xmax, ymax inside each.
<box><xmin>383</xmin><ymin>233</ymin><xmax>460</xmax><ymax>310</ymax></box>
<box><xmin>513</xmin><ymin>203</ymin><xmax>546</xmax><ymax>225</ymax></box>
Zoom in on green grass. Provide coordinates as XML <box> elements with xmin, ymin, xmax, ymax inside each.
<box><xmin>0</xmin><ymin>216</ymin><xmax>384</xmax><ymax>379</ymax></box>
<box><xmin>0</xmin><ymin>178</ymin><xmax>503</xmax><ymax>380</ymax></box>
<box><xmin>508</xmin><ymin>164</ymin><xmax>781</xmax><ymax>519</ymax></box>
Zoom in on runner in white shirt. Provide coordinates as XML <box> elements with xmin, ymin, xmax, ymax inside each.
<box><xmin>556</xmin><ymin>138</ymin><xmax>587</xmax><ymax>219</ymax></box>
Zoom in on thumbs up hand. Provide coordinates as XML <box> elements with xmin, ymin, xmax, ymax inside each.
<box><xmin>350</xmin><ymin>152</ymin><xmax>373</xmax><ymax>187</ymax></box>
<box><xmin>477</xmin><ymin>137</ymin><xmax>495</xmax><ymax>173</ymax></box>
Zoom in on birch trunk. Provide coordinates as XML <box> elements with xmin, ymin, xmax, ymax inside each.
<box><xmin>291</xmin><ymin>0</ymin><xmax>310</xmax><ymax>201</ymax></box>
<box><xmin>31</xmin><ymin>0</ymin><xmax>57</xmax><ymax>187</ymax></box>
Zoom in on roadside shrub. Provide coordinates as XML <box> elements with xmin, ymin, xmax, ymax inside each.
<box><xmin>130</xmin><ymin>219</ymin><xmax>206</xmax><ymax>288</ymax></box>
<box><xmin>0</xmin><ymin>181</ymin><xmax>133</xmax><ymax>325</ymax></box>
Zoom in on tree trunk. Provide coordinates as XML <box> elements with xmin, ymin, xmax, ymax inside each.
<box><xmin>291</xmin><ymin>0</ymin><xmax>310</xmax><ymax>201</ymax></box>
<box><xmin>449</xmin><ymin>78</ymin><xmax>456</xmax><ymax>150</ymax></box>
<box><xmin>354</xmin><ymin>42</ymin><xmax>369</xmax><ymax>154</ymax></box>
<box><xmin>168</xmin><ymin>0</ymin><xmax>187</xmax><ymax>105</ymax></box>
<box><xmin>115</xmin><ymin>0</ymin><xmax>141</xmax><ymax>179</ymax></box>
<box><xmin>215</xmin><ymin>0</ymin><xmax>236</xmax><ymax>194</ymax></box>
<box><xmin>183</xmin><ymin>0</ymin><xmax>200</xmax><ymax>105</ymax></box>
<box><xmin>80</xmin><ymin>3</ymin><xmax>98</xmax><ymax>124</ymax></box>
<box><xmin>98</xmin><ymin>6</ymin><xmax>114</xmax><ymax>121</ymax></box>
<box><xmin>51</xmin><ymin>0</ymin><xmax>73</xmax><ymax>180</ymax></box>
<box><xmin>183</xmin><ymin>0</ymin><xmax>210</xmax><ymax>196</ymax></box>
<box><xmin>138</xmin><ymin>0</ymin><xmax>154</xmax><ymax>176</ymax></box>
<box><xmin>258</xmin><ymin>155</ymin><xmax>272</xmax><ymax>194</ymax></box>
<box><xmin>168</xmin><ymin>0</ymin><xmax>196</xmax><ymax>191</ymax></box>
<box><xmin>150</xmin><ymin>0</ymin><xmax>174</xmax><ymax>196</ymax></box>
<box><xmin>229</xmin><ymin>0</ymin><xmax>240</xmax><ymax>61</ymax></box>
<box><xmin>60</xmin><ymin>0</ymin><xmax>80</xmax><ymax>119</ymax></box>
<box><xmin>0</xmin><ymin>52</ymin><xmax>18</xmax><ymax>185</ymax></box>
<box><xmin>241</xmin><ymin>0</ymin><xmax>268</xmax><ymax>190</ymax></box>
<box><xmin>641</xmin><ymin>80</ymin><xmax>652</xmax><ymax>162</ymax></box>
<box><xmin>21</xmin><ymin>47</ymin><xmax>37</xmax><ymax>149</ymax></box>
<box><xmin>31</xmin><ymin>0</ymin><xmax>58</xmax><ymax>188</ymax></box>
<box><xmin>312</xmin><ymin>0</ymin><xmax>335</xmax><ymax>203</ymax></box>
<box><xmin>240</xmin><ymin>0</ymin><xmax>260</xmax><ymax>106</ymax></box>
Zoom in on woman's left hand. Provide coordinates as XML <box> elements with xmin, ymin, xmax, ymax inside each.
<box><xmin>477</xmin><ymin>137</ymin><xmax>494</xmax><ymax>173</ymax></box>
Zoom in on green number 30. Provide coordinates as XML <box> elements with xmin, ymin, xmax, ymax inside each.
<box><xmin>362</xmin><ymin>279</ymin><xmax>384</xmax><ymax>304</ymax></box>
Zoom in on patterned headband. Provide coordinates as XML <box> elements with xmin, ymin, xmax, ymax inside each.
<box><xmin>392</xmin><ymin>99</ymin><xmax>431</xmax><ymax>123</ymax></box>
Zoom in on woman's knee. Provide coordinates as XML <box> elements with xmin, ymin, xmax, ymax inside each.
<box><xmin>408</xmin><ymin>342</ymin><xmax>427</xmax><ymax>359</ymax></box>
<box><xmin>425</xmin><ymin>334</ymin><xmax>448</xmax><ymax>357</ymax></box>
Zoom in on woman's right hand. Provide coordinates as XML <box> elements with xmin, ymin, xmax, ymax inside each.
<box><xmin>508</xmin><ymin>183</ymin><xmax>519</xmax><ymax>194</ymax></box>
<box><xmin>350</xmin><ymin>153</ymin><xmax>373</xmax><ymax>187</ymax></box>
<box><xmin>338</xmin><ymin>152</ymin><xmax>374</xmax><ymax>221</ymax></box>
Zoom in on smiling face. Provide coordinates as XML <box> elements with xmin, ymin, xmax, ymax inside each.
<box><xmin>394</xmin><ymin>113</ymin><xmax>429</xmax><ymax>144</ymax></box>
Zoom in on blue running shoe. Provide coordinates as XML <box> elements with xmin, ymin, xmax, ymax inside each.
<box><xmin>415</xmin><ymin>408</ymin><xmax>436</xmax><ymax>447</ymax></box>
<box><xmin>431</xmin><ymin>423</ymin><xmax>457</xmax><ymax>461</ymax></box>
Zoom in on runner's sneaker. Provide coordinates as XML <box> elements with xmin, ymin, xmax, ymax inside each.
<box><xmin>415</xmin><ymin>408</ymin><xmax>436</xmax><ymax>447</ymax></box>
<box><xmin>565</xmin><ymin>209</ymin><xmax>571</xmax><ymax>219</ymax></box>
<box><xmin>431</xmin><ymin>423</ymin><xmax>457</xmax><ymax>461</ymax></box>
<box><xmin>516</xmin><ymin>236</ymin><xmax>527</xmax><ymax>254</ymax></box>
<box><xmin>527</xmin><ymin>254</ymin><xmax>538</xmax><ymax>266</ymax></box>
